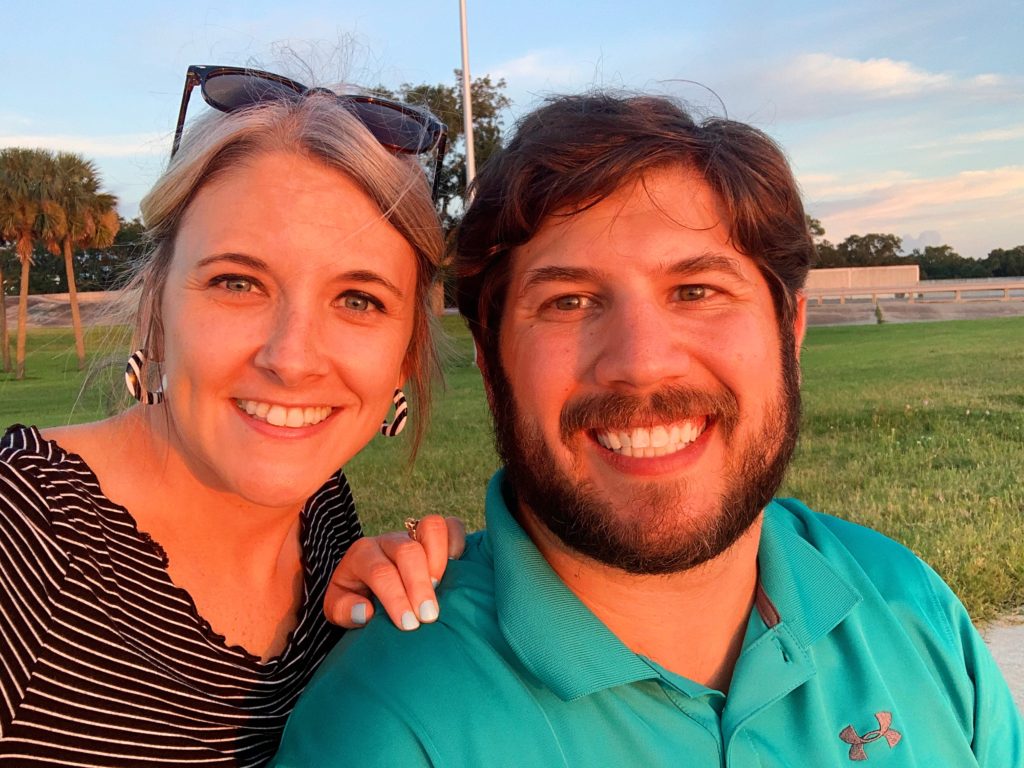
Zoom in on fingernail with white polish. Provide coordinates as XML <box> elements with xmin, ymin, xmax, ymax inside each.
<box><xmin>419</xmin><ymin>600</ymin><xmax>439</xmax><ymax>623</ymax></box>
<box><xmin>351</xmin><ymin>603</ymin><xmax>367</xmax><ymax>626</ymax></box>
<box><xmin>401</xmin><ymin>610</ymin><xmax>420</xmax><ymax>631</ymax></box>
<box><xmin>431</xmin><ymin>578</ymin><xmax>439</xmax><ymax>588</ymax></box>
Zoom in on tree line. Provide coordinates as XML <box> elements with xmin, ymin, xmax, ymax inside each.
<box><xmin>4</xmin><ymin>77</ymin><xmax>1022</xmax><ymax>380</ymax></box>
<box><xmin>809</xmin><ymin>218</ymin><xmax>1024</xmax><ymax>280</ymax></box>
<box><xmin>0</xmin><ymin>72</ymin><xmax>510</xmax><ymax>379</ymax></box>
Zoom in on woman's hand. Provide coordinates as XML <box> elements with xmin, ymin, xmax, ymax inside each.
<box><xmin>324</xmin><ymin>515</ymin><xmax>466</xmax><ymax>631</ymax></box>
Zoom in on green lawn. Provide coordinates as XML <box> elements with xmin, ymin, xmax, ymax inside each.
<box><xmin>2</xmin><ymin>316</ymin><xmax>1022</xmax><ymax>621</ymax></box>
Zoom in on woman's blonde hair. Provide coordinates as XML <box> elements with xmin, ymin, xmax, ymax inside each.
<box><xmin>123</xmin><ymin>92</ymin><xmax>444</xmax><ymax>452</ymax></box>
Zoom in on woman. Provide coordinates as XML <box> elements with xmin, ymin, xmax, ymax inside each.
<box><xmin>0</xmin><ymin>66</ymin><xmax>459</xmax><ymax>765</ymax></box>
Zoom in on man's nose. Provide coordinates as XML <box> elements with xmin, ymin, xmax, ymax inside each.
<box><xmin>253</xmin><ymin>304</ymin><xmax>330</xmax><ymax>386</ymax></box>
<box><xmin>591</xmin><ymin>300</ymin><xmax>690</xmax><ymax>391</ymax></box>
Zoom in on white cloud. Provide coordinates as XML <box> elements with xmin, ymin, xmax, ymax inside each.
<box><xmin>0</xmin><ymin>132</ymin><xmax>167</xmax><ymax>158</ymax></box>
<box><xmin>724</xmin><ymin>52</ymin><xmax>1016</xmax><ymax>123</ymax></box>
<box><xmin>787</xmin><ymin>53</ymin><xmax>954</xmax><ymax>98</ymax></box>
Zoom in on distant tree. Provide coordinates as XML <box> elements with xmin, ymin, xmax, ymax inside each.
<box><xmin>805</xmin><ymin>215</ymin><xmax>825</xmax><ymax>239</ymax></box>
<box><xmin>46</xmin><ymin>152</ymin><xmax>119</xmax><ymax>369</ymax></box>
<box><xmin>981</xmin><ymin>246</ymin><xmax>1024</xmax><ymax>277</ymax></box>
<box><xmin>76</xmin><ymin>215</ymin><xmax>145</xmax><ymax>291</ymax></box>
<box><xmin>806</xmin><ymin>216</ymin><xmax>842</xmax><ymax>268</ymax></box>
<box><xmin>904</xmin><ymin>245</ymin><xmax>988</xmax><ymax>280</ymax></box>
<box><xmin>812</xmin><ymin>239</ymin><xmax>842</xmax><ymax>267</ymax></box>
<box><xmin>0</xmin><ymin>238</ymin><xmax>14</xmax><ymax>371</ymax></box>
<box><xmin>380</xmin><ymin>73</ymin><xmax>511</xmax><ymax>231</ymax></box>
<box><xmin>0</xmin><ymin>147</ymin><xmax>65</xmax><ymax>379</ymax></box>
<box><xmin>837</xmin><ymin>233</ymin><xmax>903</xmax><ymax>267</ymax></box>
<box><xmin>378</xmin><ymin>74</ymin><xmax>510</xmax><ymax>309</ymax></box>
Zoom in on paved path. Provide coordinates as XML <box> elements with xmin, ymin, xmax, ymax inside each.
<box><xmin>983</xmin><ymin>619</ymin><xmax>1024</xmax><ymax>713</ymax></box>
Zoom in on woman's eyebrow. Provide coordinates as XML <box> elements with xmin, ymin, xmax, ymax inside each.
<box><xmin>338</xmin><ymin>270</ymin><xmax>406</xmax><ymax>299</ymax></box>
<box><xmin>195</xmin><ymin>252</ymin><xmax>268</xmax><ymax>271</ymax></box>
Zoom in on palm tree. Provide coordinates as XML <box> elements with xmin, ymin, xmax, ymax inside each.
<box><xmin>49</xmin><ymin>152</ymin><xmax>120</xmax><ymax>370</ymax></box>
<box><xmin>0</xmin><ymin>148</ymin><xmax>65</xmax><ymax>379</ymax></box>
<box><xmin>0</xmin><ymin>244</ymin><xmax>12</xmax><ymax>372</ymax></box>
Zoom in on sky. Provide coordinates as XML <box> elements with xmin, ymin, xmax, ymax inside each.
<box><xmin>3</xmin><ymin>0</ymin><xmax>1021</xmax><ymax>259</ymax></box>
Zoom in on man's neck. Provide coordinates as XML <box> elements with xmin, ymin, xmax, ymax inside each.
<box><xmin>518</xmin><ymin>507</ymin><xmax>763</xmax><ymax>693</ymax></box>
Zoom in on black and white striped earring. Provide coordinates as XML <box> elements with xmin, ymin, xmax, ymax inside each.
<box><xmin>124</xmin><ymin>349</ymin><xmax>165</xmax><ymax>405</ymax></box>
<box><xmin>380</xmin><ymin>388</ymin><xmax>408</xmax><ymax>437</ymax></box>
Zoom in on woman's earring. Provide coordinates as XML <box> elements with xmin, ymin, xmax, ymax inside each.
<box><xmin>380</xmin><ymin>389</ymin><xmax>408</xmax><ymax>437</ymax></box>
<box><xmin>125</xmin><ymin>349</ymin><xmax>165</xmax><ymax>405</ymax></box>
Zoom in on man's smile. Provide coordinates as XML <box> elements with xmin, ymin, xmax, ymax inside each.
<box><xmin>592</xmin><ymin>417</ymin><xmax>708</xmax><ymax>458</ymax></box>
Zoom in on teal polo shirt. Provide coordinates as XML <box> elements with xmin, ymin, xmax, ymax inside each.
<box><xmin>273</xmin><ymin>471</ymin><xmax>1023</xmax><ymax>767</ymax></box>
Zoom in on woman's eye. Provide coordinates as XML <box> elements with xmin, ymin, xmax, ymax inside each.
<box><xmin>214</xmin><ymin>276</ymin><xmax>255</xmax><ymax>292</ymax></box>
<box><xmin>339</xmin><ymin>292</ymin><xmax>383</xmax><ymax>312</ymax></box>
<box><xmin>675</xmin><ymin>285</ymin><xmax>709</xmax><ymax>301</ymax></box>
<box><xmin>551</xmin><ymin>295</ymin><xmax>594</xmax><ymax>311</ymax></box>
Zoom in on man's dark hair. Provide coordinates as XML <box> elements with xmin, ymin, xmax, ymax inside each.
<box><xmin>455</xmin><ymin>92</ymin><xmax>815</xmax><ymax>357</ymax></box>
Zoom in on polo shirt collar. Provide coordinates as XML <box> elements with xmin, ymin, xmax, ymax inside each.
<box><xmin>757</xmin><ymin>501</ymin><xmax>862</xmax><ymax>648</ymax></box>
<box><xmin>484</xmin><ymin>472</ymin><xmax>863</xmax><ymax>703</ymax></box>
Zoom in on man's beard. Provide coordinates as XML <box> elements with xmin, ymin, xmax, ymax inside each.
<box><xmin>487</xmin><ymin>326</ymin><xmax>802</xmax><ymax>575</ymax></box>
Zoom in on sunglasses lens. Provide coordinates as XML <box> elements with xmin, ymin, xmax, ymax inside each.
<box><xmin>351</xmin><ymin>101</ymin><xmax>436</xmax><ymax>154</ymax></box>
<box><xmin>203</xmin><ymin>72</ymin><xmax>301</xmax><ymax>112</ymax></box>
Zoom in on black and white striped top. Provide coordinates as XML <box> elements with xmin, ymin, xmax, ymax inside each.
<box><xmin>0</xmin><ymin>425</ymin><xmax>361</xmax><ymax>766</ymax></box>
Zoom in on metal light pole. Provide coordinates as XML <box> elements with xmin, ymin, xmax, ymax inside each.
<box><xmin>459</xmin><ymin>0</ymin><xmax>476</xmax><ymax>198</ymax></box>
<box><xmin>459</xmin><ymin>0</ymin><xmax>481</xmax><ymax>364</ymax></box>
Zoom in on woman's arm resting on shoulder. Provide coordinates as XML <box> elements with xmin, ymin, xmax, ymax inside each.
<box><xmin>324</xmin><ymin>515</ymin><xmax>465</xmax><ymax>630</ymax></box>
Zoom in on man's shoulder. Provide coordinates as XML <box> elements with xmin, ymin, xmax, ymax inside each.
<box><xmin>274</xmin><ymin>536</ymin><xmax>526</xmax><ymax>766</ymax></box>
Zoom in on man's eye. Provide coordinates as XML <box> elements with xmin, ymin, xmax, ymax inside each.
<box><xmin>551</xmin><ymin>295</ymin><xmax>594</xmax><ymax>311</ymax></box>
<box><xmin>675</xmin><ymin>285</ymin><xmax>708</xmax><ymax>301</ymax></box>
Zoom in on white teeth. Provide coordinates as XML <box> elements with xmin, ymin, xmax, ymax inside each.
<box><xmin>593</xmin><ymin>419</ymin><xmax>707</xmax><ymax>458</ymax></box>
<box><xmin>650</xmin><ymin>425</ymin><xmax>669</xmax><ymax>448</ymax></box>
<box><xmin>236</xmin><ymin>399</ymin><xmax>333</xmax><ymax>428</ymax></box>
<box><xmin>265</xmin><ymin>405</ymin><xmax>287</xmax><ymax>427</ymax></box>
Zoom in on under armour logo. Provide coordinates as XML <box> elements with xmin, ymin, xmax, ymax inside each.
<box><xmin>838</xmin><ymin>711</ymin><xmax>902</xmax><ymax>761</ymax></box>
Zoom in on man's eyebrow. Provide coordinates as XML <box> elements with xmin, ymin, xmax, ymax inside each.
<box><xmin>194</xmin><ymin>255</ymin><xmax>405</xmax><ymax>298</ymax></box>
<box><xmin>520</xmin><ymin>253</ymin><xmax>748</xmax><ymax>293</ymax></box>
<box><xmin>521</xmin><ymin>266</ymin><xmax>603</xmax><ymax>293</ymax></box>
<box><xmin>665</xmin><ymin>252</ymin><xmax>748</xmax><ymax>281</ymax></box>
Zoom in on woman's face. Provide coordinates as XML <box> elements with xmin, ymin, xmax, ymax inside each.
<box><xmin>157</xmin><ymin>150</ymin><xmax>418</xmax><ymax>509</ymax></box>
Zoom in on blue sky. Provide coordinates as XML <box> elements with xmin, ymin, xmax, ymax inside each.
<box><xmin>4</xmin><ymin>0</ymin><xmax>1021</xmax><ymax>258</ymax></box>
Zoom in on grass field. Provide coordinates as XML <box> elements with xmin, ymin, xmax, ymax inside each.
<box><xmin>2</xmin><ymin>316</ymin><xmax>1022</xmax><ymax>621</ymax></box>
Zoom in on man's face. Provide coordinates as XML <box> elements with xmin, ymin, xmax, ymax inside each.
<box><xmin>489</xmin><ymin>166</ymin><xmax>806</xmax><ymax>574</ymax></box>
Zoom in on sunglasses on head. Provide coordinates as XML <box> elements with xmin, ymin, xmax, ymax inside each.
<box><xmin>172</xmin><ymin>64</ymin><xmax>449</xmax><ymax>199</ymax></box>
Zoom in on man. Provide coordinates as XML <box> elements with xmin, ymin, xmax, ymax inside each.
<box><xmin>273</xmin><ymin>94</ymin><xmax>1022</xmax><ymax>766</ymax></box>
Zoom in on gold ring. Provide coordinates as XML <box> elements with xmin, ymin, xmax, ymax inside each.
<box><xmin>404</xmin><ymin>517</ymin><xmax>421</xmax><ymax>541</ymax></box>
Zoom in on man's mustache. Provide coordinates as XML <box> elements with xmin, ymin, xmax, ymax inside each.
<box><xmin>560</xmin><ymin>386</ymin><xmax>740</xmax><ymax>443</ymax></box>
